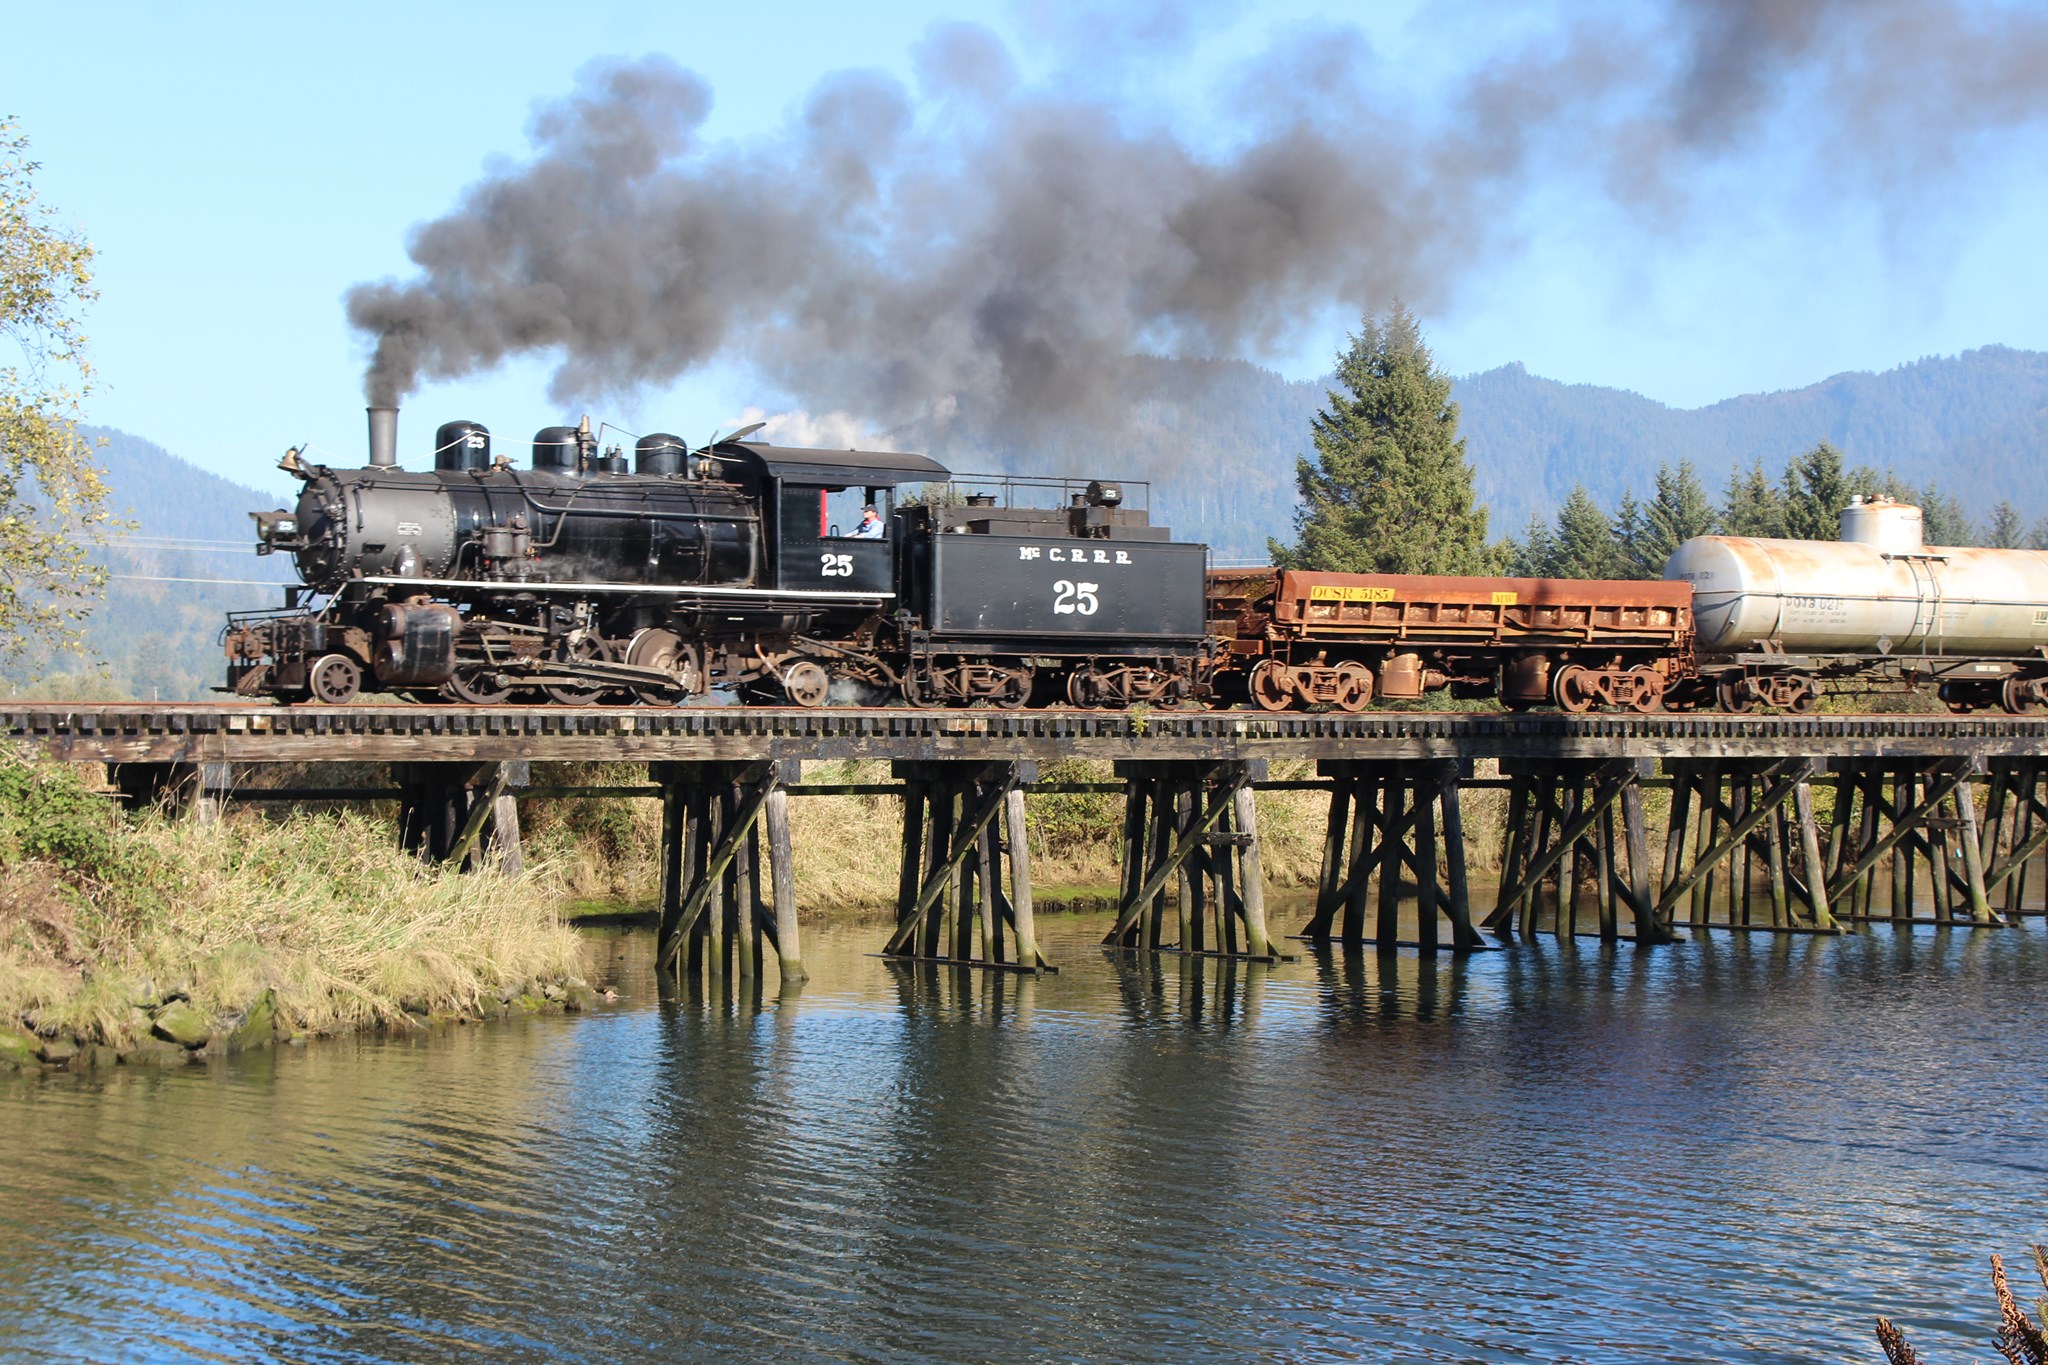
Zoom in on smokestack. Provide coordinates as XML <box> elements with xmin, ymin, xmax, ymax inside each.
<box><xmin>367</xmin><ymin>405</ymin><xmax>398</xmax><ymax>467</ymax></box>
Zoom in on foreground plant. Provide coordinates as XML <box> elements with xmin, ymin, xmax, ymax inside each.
<box><xmin>1877</xmin><ymin>1247</ymin><xmax>2048</xmax><ymax>1365</ymax></box>
<box><xmin>0</xmin><ymin>756</ymin><xmax>590</xmax><ymax>1063</ymax></box>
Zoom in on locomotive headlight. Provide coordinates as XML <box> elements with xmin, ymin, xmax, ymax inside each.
<box><xmin>250</xmin><ymin>509</ymin><xmax>299</xmax><ymax>555</ymax></box>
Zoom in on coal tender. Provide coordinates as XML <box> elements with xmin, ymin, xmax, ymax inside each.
<box><xmin>225</xmin><ymin>406</ymin><xmax>1214</xmax><ymax>707</ymax></box>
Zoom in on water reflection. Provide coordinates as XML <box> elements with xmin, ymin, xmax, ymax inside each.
<box><xmin>1</xmin><ymin>914</ymin><xmax>2043</xmax><ymax>1363</ymax></box>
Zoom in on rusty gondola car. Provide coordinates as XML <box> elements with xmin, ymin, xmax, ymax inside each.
<box><xmin>1208</xmin><ymin>568</ymin><xmax>1698</xmax><ymax>713</ymax></box>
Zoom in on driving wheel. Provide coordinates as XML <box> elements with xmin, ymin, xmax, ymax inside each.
<box><xmin>447</xmin><ymin>665</ymin><xmax>514</xmax><ymax>705</ymax></box>
<box><xmin>545</xmin><ymin>636</ymin><xmax>613</xmax><ymax>705</ymax></box>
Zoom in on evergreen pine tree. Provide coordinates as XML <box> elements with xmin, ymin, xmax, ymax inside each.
<box><xmin>1629</xmin><ymin>460</ymin><xmax>1718</xmax><ymax>574</ymax></box>
<box><xmin>1507</xmin><ymin>512</ymin><xmax>1557</xmax><ymax>578</ymax></box>
<box><xmin>1611</xmin><ymin>491</ymin><xmax>1647</xmax><ymax>576</ymax></box>
<box><xmin>1271</xmin><ymin>305</ymin><xmax>1496</xmax><ymax>574</ymax></box>
<box><xmin>1917</xmin><ymin>484</ymin><xmax>1977</xmax><ymax>546</ymax></box>
<box><xmin>1781</xmin><ymin>442</ymin><xmax>1856</xmax><ymax>540</ymax></box>
<box><xmin>1550</xmin><ymin>485</ymin><xmax>1622</xmax><ymax>579</ymax></box>
<box><xmin>2031</xmin><ymin>517</ymin><xmax>2048</xmax><ymax>552</ymax></box>
<box><xmin>1985</xmin><ymin>501</ymin><xmax>2022</xmax><ymax>549</ymax></box>
<box><xmin>1720</xmin><ymin>458</ymin><xmax>1787</xmax><ymax>538</ymax></box>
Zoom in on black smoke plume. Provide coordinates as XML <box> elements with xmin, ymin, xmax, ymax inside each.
<box><xmin>348</xmin><ymin>0</ymin><xmax>2048</xmax><ymax>437</ymax></box>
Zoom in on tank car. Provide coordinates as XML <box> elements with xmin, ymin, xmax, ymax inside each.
<box><xmin>1665</xmin><ymin>497</ymin><xmax>2048</xmax><ymax>713</ymax></box>
<box><xmin>226</xmin><ymin>406</ymin><xmax>947</xmax><ymax>706</ymax></box>
<box><xmin>1208</xmin><ymin>569</ymin><xmax>1695</xmax><ymax>712</ymax></box>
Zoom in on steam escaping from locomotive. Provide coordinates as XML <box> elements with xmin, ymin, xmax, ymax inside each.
<box><xmin>348</xmin><ymin>0</ymin><xmax>2048</xmax><ymax>440</ymax></box>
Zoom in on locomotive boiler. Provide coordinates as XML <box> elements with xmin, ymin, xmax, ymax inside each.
<box><xmin>228</xmin><ymin>407</ymin><xmax>949</xmax><ymax>705</ymax></box>
<box><xmin>1665</xmin><ymin>496</ymin><xmax>2048</xmax><ymax>713</ymax></box>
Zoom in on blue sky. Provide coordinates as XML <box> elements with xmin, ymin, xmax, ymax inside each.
<box><xmin>9</xmin><ymin>0</ymin><xmax>2048</xmax><ymax>488</ymax></box>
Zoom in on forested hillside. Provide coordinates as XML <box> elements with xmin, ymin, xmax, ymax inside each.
<box><xmin>3</xmin><ymin>427</ymin><xmax>291</xmax><ymax>700</ymax></box>
<box><xmin>938</xmin><ymin>345</ymin><xmax>2048</xmax><ymax>561</ymax></box>
<box><xmin>1455</xmin><ymin>346</ymin><xmax>2048</xmax><ymax>534</ymax></box>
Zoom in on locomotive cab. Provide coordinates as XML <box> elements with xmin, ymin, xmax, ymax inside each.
<box><xmin>710</xmin><ymin>442</ymin><xmax>950</xmax><ymax>599</ymax></box>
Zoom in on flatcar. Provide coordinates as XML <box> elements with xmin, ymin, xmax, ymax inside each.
<box><xmin>1208</xmin><ymin>568</ymin><xmax>1695</xmax><ymax>712</ymax></box>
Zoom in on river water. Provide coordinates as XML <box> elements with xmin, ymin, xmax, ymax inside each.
<box><xmin>2</xmin><ymin>912</ymin><xmax>2043</xmax><ymax>1364</ymax></box>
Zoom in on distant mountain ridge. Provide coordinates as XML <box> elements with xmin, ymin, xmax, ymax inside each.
<box><xmin>2</xmin><ymin>428</ymin><xmax>290</xmax><ymax>700</ymax></box>
<box><xmin>1453</xmin><ymin>345</ymin><xmax>2048</xmax><ymax>536</ymax></box>
<box><xmin>941</xmin><ymin>345</ymin><xmax>2048</xmax><ymax>561</ymax></box>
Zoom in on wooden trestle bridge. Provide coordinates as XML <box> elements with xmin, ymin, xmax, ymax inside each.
<box><xmin>5</xmin><ymin>703</ymin><xmax>2046</xmax><ymax>984</ymax></box>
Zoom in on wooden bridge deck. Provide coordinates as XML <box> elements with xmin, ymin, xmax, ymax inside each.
<box><xmin>4</xmin><ymin>702</ymin><xmax>2046</xmax><ymax>764</ymax></box>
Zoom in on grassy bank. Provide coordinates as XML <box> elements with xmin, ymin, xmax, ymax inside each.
<box><xmin>0</xmin><ymin>757</ymin><xmax>591</xmax><ymax>1069</ymax></box>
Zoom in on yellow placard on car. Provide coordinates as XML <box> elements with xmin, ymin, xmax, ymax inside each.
<box><xmin>1309</xmin><ymin>585</ymin><xmax>1396</xmax><ymax>603</ymax></box>
<box><xmin>1491</xmin><ymin>591</ymin><xmax>1518</xmax><ymax>605</ymax></box>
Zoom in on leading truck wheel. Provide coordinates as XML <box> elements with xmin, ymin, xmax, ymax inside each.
<box><xmin>307</xmin><ymin>653</ymin><xmax>362</xmax><ymax>706</ymax></box>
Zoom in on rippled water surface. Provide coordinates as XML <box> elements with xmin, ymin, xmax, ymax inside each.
<box><xmin>3</xmin><ymin>913</ymin><xmax>2045</xmax><ymax>1363</ymax></box>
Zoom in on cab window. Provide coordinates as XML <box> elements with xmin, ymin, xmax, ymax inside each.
<box><xmin>821</xmin><ymin>486</ymin><xmax>892</xmax><ymax>539</ymax></box>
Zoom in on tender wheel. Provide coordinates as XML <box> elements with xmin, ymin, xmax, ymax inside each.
<box><xmin>1333</xmin><ymin>661</ymin><xmax>1373</xmax><ymax>713</ymax></box>
<box><xmin>901</xmin><ymin>667</ymin><xmax>942</xmax><ymax>709</ymax></box>
<box><xmin>1626</xmin><ymin>666</ymin><xmax>1666</xmax><ymax>714</ymax></box>
<box><xmin>545</xmin><ymin>636</ymin><xmax>613</xmax><ymax>706</ymax></box>
<box><xmin>307</xmin><ymin>653</ymin><xmax>362</xmax><ymax>706</ymax></box>
<box><xmin>782</xmin><ymin>661</ymin><xmax>830</xmax><ymax>708</ymax></box>
<box><xmin>447</xmin><ymin>666</ymin><xmax>514</xmax><ymax>705</ymax></box>
<box><xmin>1552</xmin><ymin>664</ymin><xmax>1597</xmax><ymax>714</ymax></box>
<box><xmin>1249</xmin><ymin>660</ymin><xmax>1294</xmax><ymax>712</ymax></box>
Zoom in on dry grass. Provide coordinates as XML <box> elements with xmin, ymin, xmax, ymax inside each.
<box><xmin>1878</xmin><ymin>1246</ymin><xmax>2048</xmax><ymax>1364</ymax></box>
<box><xmin>0</xmin><ymin>773</ymin><xmax>585</xmax><ymax>1049</ymax></box>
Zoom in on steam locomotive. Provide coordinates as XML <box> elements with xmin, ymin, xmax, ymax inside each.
<box><xmin>226</xmin><ymin>408</ymin><xmax>1211</xmax><ymax>708</ymax></box>
<box><xmin>225</xmin><ymin>409</ymin><xmax>2048</xmax><ymax>714</ymax></box>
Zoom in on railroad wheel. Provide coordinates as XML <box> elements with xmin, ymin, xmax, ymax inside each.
<box><xmin>1787</xmin><ymin>680</ymin><xmax>1820</xmax><ymax>715</ymax></box>
<box><xmin>783</xmin><ymin>661</ymin><xmax>831</xmax><ymax>708</ymax></box>
<box><xmin>2001</xmin><ymin>677</ymin><xmax>2039</xmax><ymax>715</ymax></box>
<box><xmin>1626</xmin><ymin>666</ymin><xmax>1666</xmax><ymax>714</ymax></box>
<box><xmin>625</xmin><ymin>628</ymin><xmax>701</xmax><ymax>704</ymax></box>
<box><xmin>1249</xmin><ymin>660</ymin><xmax>1294</xmax><ymax>712</ymax></box>
<box><xmin>447</xmin><ymin>666</ymin><xmax>514</xmax><ymax>704</ymax></box>
<box><xmin>545</xmin><ymin>636</ymin><xmax>613</xmax><ymax>706</ymax></box>
<box><xmin>1716</xmin><ymin>674</ymin><xmax>1755</xmax><ymax>714</ymax></box>
<box><xmin>1333</xmin><ymin>661</ymin><xmax>1374</xmax><ymax>713</ymax></box>
<box><xmin>901</xmin><ymin>667</ymin><xmax>942</xmax><ymax>708</ymax></box>
<box><xmin>307</xmin><ymin>653</ymin><xmax>361</xmax><ymax>706</ymax></box>
<box><xmin>1552</xmin><ymin>664</ymin><xmax>1597</xmax><ymax>714</ymax></box>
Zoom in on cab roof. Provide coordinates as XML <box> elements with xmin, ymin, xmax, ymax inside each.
<box><xmin>715</xmin><ymin>441</ymin><xmax>950</xmax><ymax>487</ymax></box>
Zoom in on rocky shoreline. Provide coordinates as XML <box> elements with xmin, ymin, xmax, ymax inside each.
<box><xmin>0</xmin><ymin>974</ymin><xmax>617</xmax><ymax>1073</ymax></box>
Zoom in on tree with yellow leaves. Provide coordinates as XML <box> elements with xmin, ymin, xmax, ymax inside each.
<box><xmin>1</xmin><ymin>116</ymin><xmax>109</xmax><ymax>665</ymax></box>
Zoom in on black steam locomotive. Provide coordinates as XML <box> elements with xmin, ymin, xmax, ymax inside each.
<box><xmin>225</xmin><ymin>408</ymin><xmax>1213</xmax><ymax>707</ymax></box>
